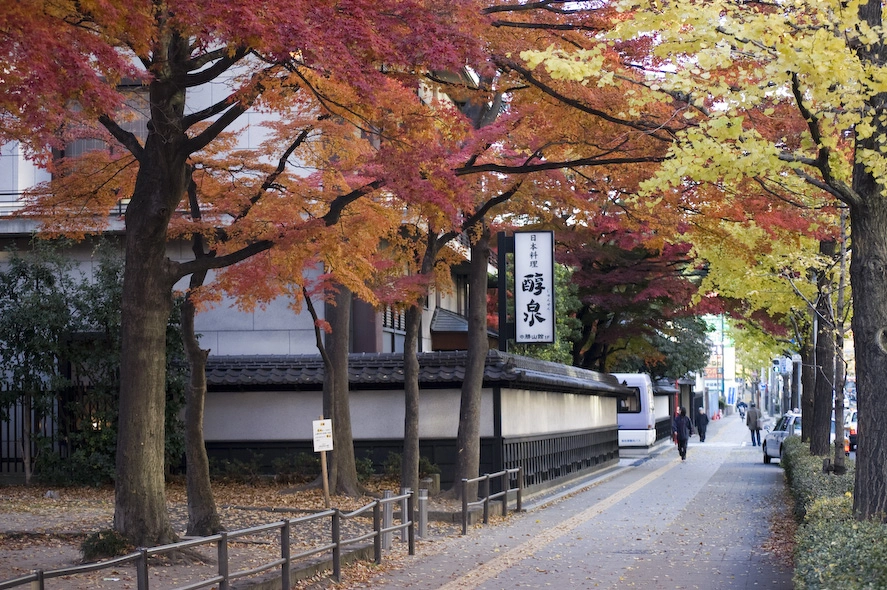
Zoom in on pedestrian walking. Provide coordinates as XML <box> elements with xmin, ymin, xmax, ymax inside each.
<box><xmin>672</xmin><ymin>407</ymin><xmax>693</xmax><ymax>461</ymax></box>
<box><xmin>696</xmin><ymin>407</ymin><xmax>710</xmax><ymax>442</ymax></box>
<box><xmin>746</xmin><ymin>402</ymin><xmax>762</xmax><ymax>446</ymax></box>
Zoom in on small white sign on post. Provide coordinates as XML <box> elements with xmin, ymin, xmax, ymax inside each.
<box><xmin>313</xmin><ymin>419</ymin><xmax>333</xmax><ymax>452</ymax></box>
<box><xmin>313</xmin><ymin>418</ymin><xmax>333</xmax><ymax>508</ymax></box>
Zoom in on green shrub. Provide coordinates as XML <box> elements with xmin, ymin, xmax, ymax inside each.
<box><xmin>356</xmin><ymin>455</ymin><xmax>375</xmax><ymax>482</ymax></box>
<box><xmin>81</xmin><ymin>529</ymin><xmax>133</xmax><ymax>561</ymax></box>
<box><xmin>293</xmin><ymin>452</ymin><xmax>321</xmax><ymax>478</ymax></box>
<box><xmin>35</xmin><ymin>448</ymin><xmax>116</xmax><ymax>487</ymax></box>
<box><xmin>781</xmin><ymin>437</ymin><xmax>854</xmax><ymax>521</ymax></box>
<box><xmin>271</xmin><ymin>452</ymin><xmax>320</xmax><ymax>484</ymax></box>
<box><xmin>384</xmin><ymin>452</ymin><xmax>402</xmax><ymax>478</ymax></box>
<box><xmin>383</xmin><ymin>452</ymin><xmax>440</xmax><ymax>479</ymax></box>
<box><xmin>781</xmin><ymin>436</ymin><xmax>887</xmax><ymax>589</ymax></box>
<box><xmin>209</xmin><ymin>452</ymin><xmax>266</xmax><ymax>483</ymax></box>
<box><xmin>419</xmin><ymin>456</ymin><xmax>441</xmax><ymax>478</ymax></box>
<box><xmin>794</xmin><ymin>496</ymin><xmax>887</xmax><ymax>589</ymax></box>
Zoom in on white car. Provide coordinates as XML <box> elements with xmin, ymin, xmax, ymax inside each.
<box><xmin>763</xmin><ymin>412</ymin><xmax>802</xmax><ymax>464</ymax></box>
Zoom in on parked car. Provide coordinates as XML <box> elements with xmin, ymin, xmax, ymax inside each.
<box><xmin>845</xmin><ymin>409</ymin><xmax>858</xmax><ymax>451</ymax></box>
<box><xmin>763</xmin><ymin>412</ymin><xmax>802</xmax><ymax>464</ymax></box>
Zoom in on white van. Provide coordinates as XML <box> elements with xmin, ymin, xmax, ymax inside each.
<box><xmin>612</xmin><ymin>373</ymin><xmax>670</xmax><ymax>447</ymax></box>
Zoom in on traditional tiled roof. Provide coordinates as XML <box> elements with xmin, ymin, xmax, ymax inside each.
<box><xmin>430</xmin><ymin>308</ymin><xmax>470</xmax><ymax>332</ymax></box>
<box><xmin>429</xmin><ymin>308</ymin><xmax>499</xmax><ymax>338</ymax></box>
<box><xmin>205</xmin><ymin>350</ymin><xmax>627</xmax><ymax>395</ymax></box>
<box><xmin>653</xmin><ymin>377</ymin><xmax>697</xmax><ymax>394</ymax></box>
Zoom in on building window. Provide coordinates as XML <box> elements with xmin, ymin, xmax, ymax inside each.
<box><xmin>383</xmin><ymin>306</ymin><xmax>406</xmax><ymax>332</ymax></box>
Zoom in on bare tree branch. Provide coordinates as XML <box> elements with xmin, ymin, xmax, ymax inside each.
<box><xmin>99</xmin><ymin>115</ymin><xmax>144</xmax><ymax>160</ymax></box>
<box><xmin>456</xmin><ymin>155</ymin><xmax>665</xmax><ymax>176</ymax></box>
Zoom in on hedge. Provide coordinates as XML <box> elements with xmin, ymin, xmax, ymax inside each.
<box><xmin>783</xmin><ymin>437</ymin><xmax>887</xmax><ymax>589</ymax></box>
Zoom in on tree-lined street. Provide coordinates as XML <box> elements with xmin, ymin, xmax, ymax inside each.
<box><xmin>0</xmin><ymin>2</ymin><xmax>883</xmax><ymax>582</ymax></box>
<box><xmin>358</xmin><ymin>414</ymin><xmax>792</xmax><ymax>590</ymax></box>
<box><xmin>0</xmin><ymin>414</ymin><xmax>794</xmax><ymax>589</ymax></box>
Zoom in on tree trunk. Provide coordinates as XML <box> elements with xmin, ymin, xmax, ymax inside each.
<box><xmin>182</xmin><ymin>294</ymin><xmax>223</xmax><ymax>536</ymax></box>
<box><xmin>833</xmin><ymin>214</ymin><xmax>849</xmax><ymax>474</ymax></box>
<box><xmin>849</xmin><ymin>173</ymin><xmax>887</xmax><ymax>518</ymax></box>
<box><xmin>848</xmin><ymin>0</ymin><xmax>887</xmax><ymax>522</ymax></box>
<box><xmin>401</xmin><ymin>233</ymin><xmax>439</xmax><ymax>494</ymax></box>
<box><xmin>327</xmin><ymin>286</ymin><xmax>361</xmax><ymax>496</ymax></box>
<box><xmin>113</xmin><ymin>70</ymin><xmax>189</xmax><ymax>546</ymax></box>
<box><xmin>810</xmin><ymin>240</ymin><xmax>836</xmax><ymax>457</ymax></box>
<box><xmin>402</xmin><ymin>303</ymin><xmax>423</xmax><ymax>494</ymax></box>
<box><xmin>453</xmin><ymin>221</ymin><xmax>491</xmax><ymax>501</ymax></box>
<box><xmin>114</xmin><ymin>213</ymin><xmax>178</xmax><ymax>546</ymax></box>
<box><xmin>781</xmin><ymin>372</ymin><xmax>791</xmax><ymax>419</ymax></box>
<box><xmin>800</xmin><ymin>341</ymin><xmax>815</xmax><ymax>443</ymax></box>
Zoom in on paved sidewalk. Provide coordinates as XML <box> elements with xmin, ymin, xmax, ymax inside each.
<box><xmin>356</xmin><ymin>412</ymin><xmax>793</xmax><ymax>589</ymax></box>
<box><xmin>0</xmin><ymin>412</ymin><xmax>791</xmax><ymax>590</ymax></box>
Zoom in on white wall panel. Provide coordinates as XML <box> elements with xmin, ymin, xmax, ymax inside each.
<box><xmin>500</xmin><ymin>389</ymin><xmax>615</xmax><ymax>437</ymax></box>
<box><xmin>204</xmin><ymin>387</ymin><xmax>497</xmax><ymax>441</ymax></box>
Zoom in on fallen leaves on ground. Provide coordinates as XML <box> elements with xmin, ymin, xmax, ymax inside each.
<box><xmin>762</xmin><ymin>485</ymin><xmax>797</xmax><ymax>568</ymax></box>
<box><xmin>0</xmin><ymin>478</ymin><xmax>464</xmax><ymax>588</ymax></box>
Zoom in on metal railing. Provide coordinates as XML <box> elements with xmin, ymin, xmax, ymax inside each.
<box><xmin>461</xmin><ymin>467</ymin><xmax>523</xmax><ymax>535</ymax></box>
<box><xmin>0</xmin><ymin>490</ymin><xmax>416</xmax><ymax>590</ymax></box>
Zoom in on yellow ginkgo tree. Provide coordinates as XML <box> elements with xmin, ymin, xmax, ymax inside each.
<box><xmin>525</xmin><ymin>0</ymin><xmax>887</xmax><ymax>520</ymax></box>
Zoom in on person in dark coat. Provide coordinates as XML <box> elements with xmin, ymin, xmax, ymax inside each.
<box><xmin>746</xmin><ymin>402</ymin><xmax>762</xmax><ymax>446</ymax></box>
<box><xmin>672</xmin><ymin>407</ymin><xmax>693</xmax><ymax>461</ymax></box>
<box><xmin>696</xmin><ymin>407</ymin><xmax>710</xmax><ymax>442</ymax></box>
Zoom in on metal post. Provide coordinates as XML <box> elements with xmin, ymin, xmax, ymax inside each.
<box><xmin>482</xmin><ymin>476</ymin><xmax>490</xmax><ymax>524</ymax></box>
<box><xmin>417</xmin><ymin>488</ymin><xmax>428</xmax><ymax>538</ymax></box>
<box><xmin>281</xmin><ymin>521</ymin><xmax>291</xmax><ymax>590</ymax></box>
<box><xmin>136</xmin><ymin>549</ymin><xmax>149</xmax><ymax>590</ymax></box>
<box><xmin>382</xmin><ymin>490</ymin><xmax>393</xmax><ymax>549</ymax></box>
<box><xmin>503</xmin><ymin>471</ymin><xmax>511</xmax><ymax>517</ymax></box>
<box><xmin>218</xmin><ymin>532</ymin><xmax>229</xmax><ymax>590</ymax></box>
<box><xmin>373</xmin><ymin>501</ymin><xmax>382</xmax><ymax>564</ymax></box>
<box><xmin>517</xmin><ymin>466</ymin><xmax>524</xmax><ymax>512</ymax></box>
<box><xmin>461</xmin><ymin>479</ymin><xmax>469</xmax><ymax>535</ymax></box>
<box><xmin>407</xmin><ymin>489</ymin><xmax>416</xmax><ymax>555</ymax></box>
<box><xmin>332</xmin><ymin>510</ymin><xmax>341</xmax><ymax>582</ymax></box>
<box><xmin>400</xmin><ymin>487</ymin><xmax>411</xmax><ymax>543</ymax></box>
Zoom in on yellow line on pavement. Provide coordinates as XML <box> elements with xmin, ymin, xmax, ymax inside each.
<box><xmin>438</xmin><ymin>458</ymin><xmax>680</xmax><ymax>590</ymax></box>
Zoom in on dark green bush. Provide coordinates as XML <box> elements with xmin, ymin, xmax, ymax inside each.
<box><xmin>419</xmin><ymin>456</ymin><xmax>441</xmax><ymax>477</ymax></box>
<box><xmin>81</xmin><ymin>529</ymin><xmax>133</xmax><ymax>561</ymax></box>
<box><xmin>384</xmin><ymin>452</ymin><xmax>401</xmax><ymax>478</ymax></box>
<box><xmin>356</xmin><ymin>455</ymin><xmax>375</xmax><ymax>482</ymax></box>
<box><xmin>1</xmin><ymin>242</ymin><xmax>188</xmax><ymax>485</ymax></box>
<box><xmin>383</xmin><ymin>452</ymin><xmax>440</xmax><ymax>479</ymax></box>
<box><xmin>35</xmin><ymin>448</ymin><xmax>116</xmax><ymax>487</ymax></box>
<box><xmin>794</xmin><ymin>496</ymin><xmax>887</xmax><ymax>590</ymax></box>
<box><xmin>781</xmin><ymin>436</ymin><xmax>854</xmax><ymax>521</ymax></box>
<box><xmin>782</xmin><ymin>436</ymin><xmax>887</xmax><ymax>589</ymax></box>
<box><xmin>209</xmin><ymin>452</ymin><xmax>266</xmax><ymax>483</ymax></box>
<box><xmin>271</xmin><ymin>452</ymin><xmax>320</xmax><ymax>484</ymax></box>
